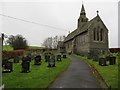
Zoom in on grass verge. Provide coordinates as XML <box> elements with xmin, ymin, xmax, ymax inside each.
<box><xmin>2</xmin><ymin>57</ymin><xmax>70</xmax><ymax>88</ymax></box>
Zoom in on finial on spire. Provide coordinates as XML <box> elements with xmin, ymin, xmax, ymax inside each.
<box><xmin>82</xmin><ymin>1</ymin><xmax>83</xmax><ymax>5</ymax></box>
<box><xmin>97</xmin><ymin>10</ymin><xmax>99</xmax><ymax>15</ymax></box>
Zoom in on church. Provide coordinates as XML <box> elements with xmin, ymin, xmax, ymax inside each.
<box><xmin>64</xmin><ymin>4</ymin><xmax>109</xmax><ymax>57</ymax></box>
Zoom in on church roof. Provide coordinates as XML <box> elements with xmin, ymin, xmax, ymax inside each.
<box><xmin>64</xmin><ymin>16</ymin><xmax>98</xmax><ymax>42</ymax></box>
<box><xmin>64</xmin><ymin>29</ymin><xmax>77</xmax><ymax>42</ymax></box>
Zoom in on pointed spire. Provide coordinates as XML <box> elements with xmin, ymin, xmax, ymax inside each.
<box><xmin>80</xmin><ymin>3</ymin><xmax>86</xmax><ymax>15</ymax></box>
<box><xmin>81</xmin><ymin>4</ymin><xmax>85</xmax><ymax>12</ymax></box>
<box><xmin>78</xmin><ymin>3</ymin><xmax>88</xmax><ymax>28</ymax></box>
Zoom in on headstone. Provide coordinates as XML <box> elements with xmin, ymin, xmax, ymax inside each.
<box><xmin>57</xmin><ymin>55</ymin><xmax>61</xmax><ymax>61</ymax></box>
<box><xmin>21</xmin><ymin>56</ymin><xmax>31</xmax><ymax>73</ymax></box>
<box><xmin>47</xmin><ymin>54</ymin><xmax>55</xmax><ymax>67</ymax></box>
<box><xmin>45</xmin><ymin>53</ymin><xmax>50</xmax><ymax>62</ymax></box>
<box><xmin>2</xmin><ymin>61</ymin><xmax>13</xmax><ymax>73</ymax></box>
<box><xmin>63</xmin><ymin>54</ymin><xmax>67</xmax><ymax>58</ymax></box>
<box><xmin>34</xmin><ymin>55</ymin><xmax>41</xmax><ymax>65</ymax></box>
<box><xmin>99</xmin><ymin>58</ymin><xmax>107</xmax><ymax>66</ymax></box>
<box><xmin>109</xmin><ymin>56</ymin><xmax>116</xmax><ymax>65</ymax></box>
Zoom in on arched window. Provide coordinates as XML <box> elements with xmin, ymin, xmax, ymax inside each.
<box><xmin>93</xmin><ymin>28</ymin><xmax>96</xmax><ymax>41</ymax></box>
<box><xmin>100</xmin><ymin>29</ymin><xmax>103</xmax><ymax>41</ymax></box>
<box><xmin>97</xmin><ymin>26</ymin><xmax>100</xmax><ymax>41</ymax></box>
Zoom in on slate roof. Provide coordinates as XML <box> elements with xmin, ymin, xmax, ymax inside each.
<box><xmin>64</xmin><ymin>16</ymin><xmax>98</xmax><ymax>42</ymax></box>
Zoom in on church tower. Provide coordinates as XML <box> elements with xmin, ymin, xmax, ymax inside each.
<box><xmin>77</xmin><ymin>4</ymin><xmax>88</xmax><ymax>28</ymax></box>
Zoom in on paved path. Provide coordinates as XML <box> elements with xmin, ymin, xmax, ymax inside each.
<box><xmin>49</xmin><ymin>55</ymin><xmax>100</xmax><ymax>88</ymax></box>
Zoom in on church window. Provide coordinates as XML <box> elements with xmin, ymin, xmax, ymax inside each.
<box><xmin>97</xmin><ymin>26</ymin><xmax>100</xmax><ymax>41</ymax></box>
<box><xmin>93</xmin><ymin>28</ymin><xmax>96</xmax><ymax>41</ymax></box>
<box><xmin>84</xmin><ymin>35</ymin><xmax>85</xmax><ymax>43</ymax></box>
<box><xmin>100</xmin><ymin>29</ymin><xmax>103</xmax><ymax>41</ymax></box>
<box><xmin>68</xmin><ymin>42</ymin><xmax>69</xmax><ymax>48</ymax></box>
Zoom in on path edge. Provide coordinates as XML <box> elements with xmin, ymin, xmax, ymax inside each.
<box><xmin>46</xmin><ymin>58</ymin><xmax>71</xmax><ymax>88</ymax></box>
<box><xmin>73</xmin><ymin>55</ymin><xmax>111</xmax><ymax>89</ymax></box>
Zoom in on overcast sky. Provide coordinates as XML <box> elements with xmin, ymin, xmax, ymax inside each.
<box><xmin>0</xmin><ymin>0</ymin><xmax>119</xmax><ymax>48</ymax></box>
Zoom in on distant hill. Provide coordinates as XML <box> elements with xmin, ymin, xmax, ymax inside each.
<box><xmin>3</xmin><ymin>45</ymin><xmax>43</xmax><ymax>51</ymax></box>
<box><xmin>28</xmin><ymin>46</ymin><xmax>42</xmax><ymax>49</ymax></box>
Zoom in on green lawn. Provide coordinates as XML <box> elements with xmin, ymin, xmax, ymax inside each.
<box><xmin>75</xmin><ymin>54</ymin><xmax>118</xmax><ymax>89</ymax></box>
<box><xmin>2</xmin><ymin>57</ymin><xmax>70</xmax><ymax>88</ymax></box>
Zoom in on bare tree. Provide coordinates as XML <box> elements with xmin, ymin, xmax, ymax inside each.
<box><xmin>42</xmin><ymin>35</ymin><xmax>66</xmax><ymax>49</ymax></box>
<box><xmin>42</xmin><ymin>37</ymin><xmax>52</xmax><ymax>48</ymax></box>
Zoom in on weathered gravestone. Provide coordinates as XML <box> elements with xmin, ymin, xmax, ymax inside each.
<box><xmin>2</xmin><ymin>60</ymin><xmax>13</xmax><ymax>73</ymax></box>
<box><xmin>47</xmin><ymin>54</ymin><xmax>56</xmax><ymax>67</ymax></box>
<box><xmin>34</xmin><ymin>55</ymin><xmax>41</xmax><ymax>65</ymax></box>
<box><xmin>57</xmin><ymin>55</ymin><xmax>62</xmax><ymax>61</ymax></box>
<box><xmin>21</xmin><ymin>56</ymin><xmax>31</xmax><ymax>73</ymax></box>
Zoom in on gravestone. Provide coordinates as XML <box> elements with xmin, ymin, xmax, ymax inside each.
<box><xmin>99</xmin><ymin>58</ymin><xmax>107</xmax><ymax>66</ymax></box>
<box><xmin>47</xmin><ymin>54</ymin><xmax>55</xmax><ymax>67</ymax></box>
<box><xmin>2</xmin><ymin>60</ymin><xmax>13</xmax><ymax>73</ymax></box>
<box><xmin>109</xmin><ymin>56</ymin><xmax>116</xmax><ymax>65</ymax></box>
<box><xmin>57</xmin><ymin>55</ymin><xmax>61</xmax><ymax>61</ymax></box>
<box><xmin>21</xmin><ymin>56</ymin><xmax>31</xmax><ymax>73</ymax></box>
<box><xmin>34</xmin><ymin>55</ymin><xmax>41</xmax><ymax>65</ymax></box>
<box><xmin>63</xmin><ymin>54</ymin><xmax>67</xmax><ymax>58</ymax></box>
<box><xmin>45</xmin><ymin>53</ymin><xmax>50</xmax><ymax>62</ymax></box>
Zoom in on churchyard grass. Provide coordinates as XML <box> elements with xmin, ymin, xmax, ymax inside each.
<box><xmin>2</xmin><ymin>57</ymin><xmax>70</xmax><ymax>88</ymax></box>
<box><xmin>75</xmin><ymin>54</ymin><xmax>118</xmax><ymax>89</ymax></box>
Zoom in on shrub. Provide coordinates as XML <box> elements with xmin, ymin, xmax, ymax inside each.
<box><xmin>2</xmin><ymin>50</ymin><xmax>25</xmax><ymax>60</ymax></box>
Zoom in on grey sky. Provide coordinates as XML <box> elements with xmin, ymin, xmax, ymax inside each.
<box><xmin>0</xmin><ymin>0</ymin><xmax>118</xmax><ymax>48</ymax></box>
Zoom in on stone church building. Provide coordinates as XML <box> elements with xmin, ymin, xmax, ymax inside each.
<box><xmin>64</xmin><ymin>4</ymin><xmax>109</xmax><ymax>56</ymax></box>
